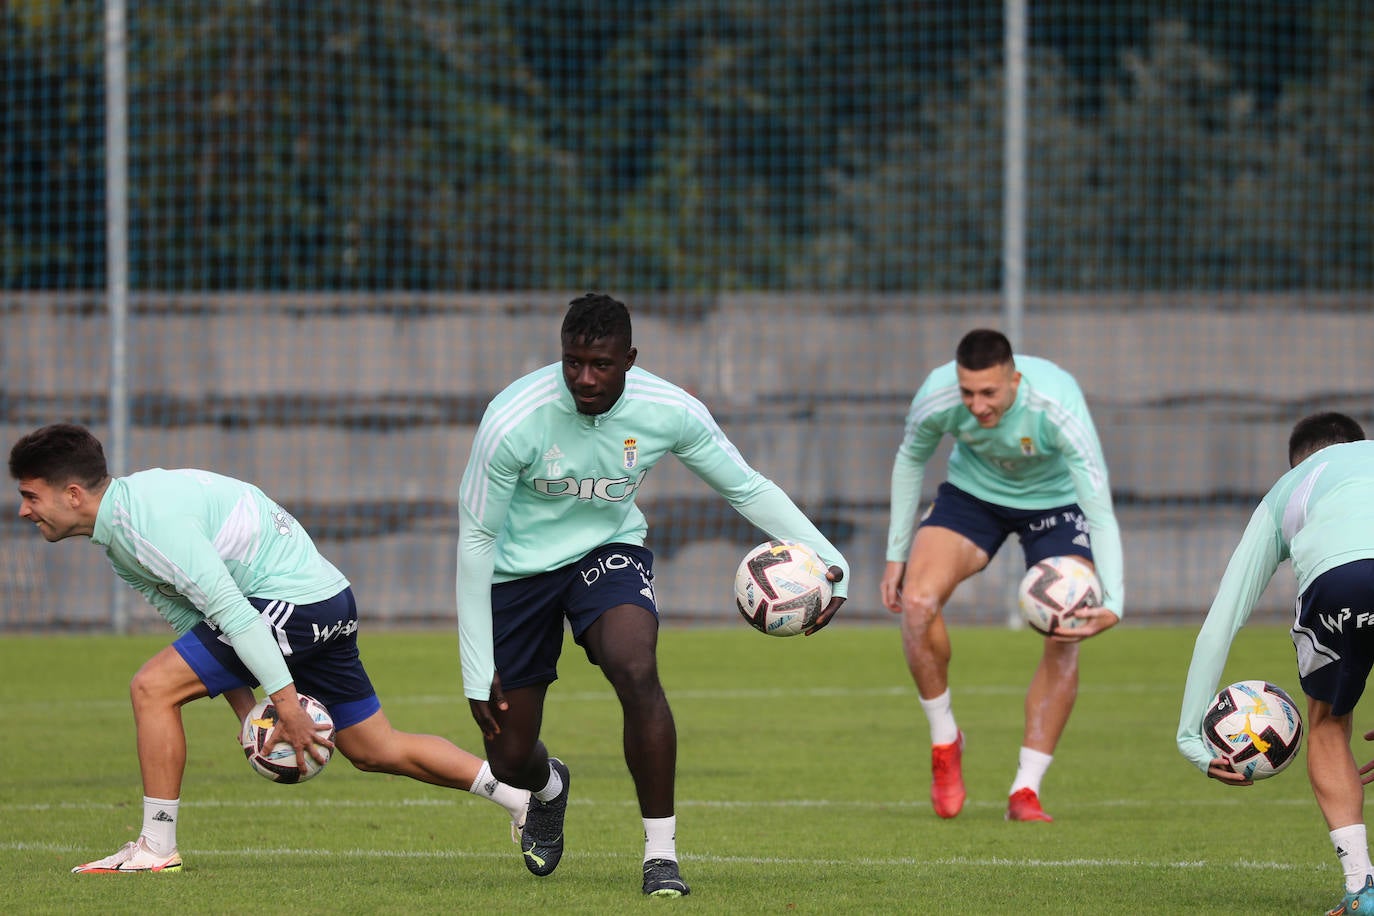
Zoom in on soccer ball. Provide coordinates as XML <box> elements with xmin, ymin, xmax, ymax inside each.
<box><xmin>240</xmin><ymin>694</ymin><xmax>336</xmax><ymax>784</ymax></box>
<box><xmin>1202</xmin><ymin>680</ymin><xmax>1304</xmax><ymax>780</ymax></box>
<box><xmin>734</xmin><ymin>539</ymin><xmax>833</xmax><ymax>637</ymax></box>
<box><xmin>1016</xmin><ymin>555</ymin><xmax>1101</xmax><ymax>635</ymax></box>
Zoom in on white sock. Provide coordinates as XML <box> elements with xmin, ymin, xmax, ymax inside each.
<box><xmin>141</xmin><ymin>796</ymin><xmax>179</xmax><ymax>855</ymax></box>
<box><xmin>534</xmin><ymin>760</ymin><xmax>564</xmax><ymax>803</ymax></box>
<box><xmin>918</xmin><ymin>689</ymin><xmax>959</xmax><ymax>746</ymax></box>
<box><xmin>1010</xmin><ymin>747</ymin><xmax>1053</xmax><ymax>795</ymax></box>
<box><xmin>1331</xmin><ymin>824</ymin><xmax>1372</xmax><ymax>893</ymax></box>
<box><xmin>469</xmin><ymin>761</ymin><xmax>531</xmax><ymax>823</ymax></box>
<box><xmin>643</xmin><ymin>815</ymin><xmax>678</xmax><ymax>863</ymax></box>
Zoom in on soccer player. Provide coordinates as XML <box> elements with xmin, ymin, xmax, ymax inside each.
<box><xmin>9</xmin><ymin>423</ymin><xmax>530</xmax><ymax>874</ymax></box>
<box><xmin>456</xmin><ymin>292</ymin><xmax>849</xmax><ymax>897</ymax></box>
<box><xmin>880</xmin><ymin>328</ymin><xmax>1123</xmax><ymax>822</ymax></box>
<box><xmin>1176</xmin><ymin>411</ymin><xmax>1374</xmax><ymax>916</ymax></box>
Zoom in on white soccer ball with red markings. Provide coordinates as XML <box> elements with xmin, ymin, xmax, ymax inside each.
<box><xmin>1202</xmin><ymin>680</ymin><xmax>1304</xmax><ymax>780</ymax></box>
<box><xmin>1016</xmin><ymin>555</ymin><xmax>1101</xmax><ymax>635</ymax></box>
<box><xmin>240</xmin><ymin>694</ymin><xmax>335</xmax><ymax>784</ymax></box>
<box><xmin>734</xmin><ymin>539</ymin><xmax>832</xmax><ymax>637</ymax></box>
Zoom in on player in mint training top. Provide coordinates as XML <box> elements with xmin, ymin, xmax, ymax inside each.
<box><xmin>880</xmin><ymin>328</ymin><xmax>1123</xmax><ymax>823</ymax></box>
<box><xmin>9</xmin><ymin>423</ymin><xmax>529</xmax><ymax>874</ymax></box>
<box><xmin>1176</xmin><ymin>412</ymin><xmax>1374</xmax><ymax>916</ymax></box>
<box><xmin>456</xmin><ymin>293</ymin><xmax>849</xmax><ymax>897</ymax></box>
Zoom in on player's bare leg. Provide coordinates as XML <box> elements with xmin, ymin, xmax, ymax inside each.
<box><xmin>901</xmin><ymin>605</ymin><xmax>953</xmax><ymax>698</ymax></box>
<box><xmin>334</xmin><ymin>709</ymin><xmax>530</xmax><ymax>831</ymax></box>
<box><xmin>897</xmin><ymin>526</ymin><xmax>988</xmax><ymax>818</ymax></box>
<box><xmin>337</xmin><ymin>709</ymin><xmax>484</xmax><ymax>784</ymax></box>
<box><xmin>1308</xmin><ymin>699</ymin><xmax>1374</xmax><ymax>909</ymax></box>
<box><xmin>582</xmin><ymin>603</ymin><xmax>689</xmax><ymax>896</ymax></box>
<box><xmin>485</xmin><ymin>683</ymin><xmax>569</xmax><ymax>876</ymax></box>
<box><xmin>1023</xmin><ymin>638</ymin><xmax>1079</xmax><ymax>756</ymax></box>
<box><xmin>1308</xmin><ymin>700</ymin><xmax>1362</xmax><ymax>829</ymax></box>
<box><xmin>223</xmin><ymin>685</ymin><xmax>258</xmax><ymax>722</ymax></box>
<box><xmin>1007</xmin><ymin>638</ymin><xmax>1079</xmax><ymax>822</ymax></box>
<box><xmin>483</xmin><ymin>683</ymin><xmax>553</xmax><ymax>789</ymax></box>
<box><xmin>584</xmin><ymin>603</ymin><xmax>677</xmax><ymax>816</ymax></box>
<box><xmin>130</xmin><ymin>647</ymin><xmax>211</xmax><ymax>800</ymax></box>
<box><xmin>898</xmin><ymin>526</ymin><xmax>989</xmax><ymax>698</ymax></box>
<box><xmin>72</xmin><ymin>647</ymin><xmax>207</xmax><ymax>873</ymax></box>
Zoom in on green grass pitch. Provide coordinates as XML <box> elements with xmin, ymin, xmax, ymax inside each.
<box><xmin>0</xmin><ymin>622</ymin><xmax>1338</xmax><ymax>914</ymax></box>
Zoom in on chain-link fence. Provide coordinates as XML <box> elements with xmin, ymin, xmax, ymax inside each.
<box><xmin>3</xmin><ymin>2</ymin><xmax>1370</xmax><ymax>630</ymax></box>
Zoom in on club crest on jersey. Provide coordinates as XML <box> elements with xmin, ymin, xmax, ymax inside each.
<box><xmin>1020</xmin><ymin>437</ymin><xmax>1036</xmax><ymax>456</ymax></box>
<box><xmin>623</xmin><ymin>438</ymin><xmax>638</xmax><ymax>469</ymax></box>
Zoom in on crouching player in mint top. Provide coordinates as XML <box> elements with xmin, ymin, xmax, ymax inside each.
<box><xmin>9</xmin><ymin>423</ymin><xmax>529</xmax><ymax>874</ymax></box>
<box><xmin>1176</xmin><ymin>412</ymin><xmax>1374</xmax><ymax>916</ymax></box>
<box><xmin>880</xmin><ymin>329</ymin><xmax>1123</xmax><ymax>823</ymax></box>
<box><xmin>456</xmin><ymin>293</ymin><xmax>849</xmax><ymax>897</ymax></box>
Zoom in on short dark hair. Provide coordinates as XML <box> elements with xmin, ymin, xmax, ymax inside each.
<box><xmin>8</xmin><ymin>423</ymin><xmax>110</xmax><ymax>488</ymax></box>
<box><xmin>1288</xmin><ymin>411</ymin><xmax>1366</xmax><ymax>467</ymax></box>
<box><xmin>561</xmin><ymin>292</ymin><xmax>632</xmax><ymax>347</ymax></box>
<box><xmin>955</xmin><ymin>328</ymin><xmax>1014</xmax><ymax>372</ymax></box>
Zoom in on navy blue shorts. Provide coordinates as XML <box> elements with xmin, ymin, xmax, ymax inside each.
<box><xmin>1292</xmin><ymin>559</ymin><xmax>1374</xmax><ymax>717</ymax></box>
<box><xmin>492</xmin><ymin>543</ymin><xmax>658</xmax><ymax>691</ymax></box>
<box><xmin>172</xmin><ymin>587</ymin><xmax>381</xmax><ymax>730</ymax></box>
<box><xmin>919</xmin><ymin>482</ymin><xmax>1094</xmax><ymax>569</ymax></box>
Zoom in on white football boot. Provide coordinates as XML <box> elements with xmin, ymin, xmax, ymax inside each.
<box><xmin>71</xmin><ymin>838</ymin><xmax>183</xmax><ymax>874</ymax></box>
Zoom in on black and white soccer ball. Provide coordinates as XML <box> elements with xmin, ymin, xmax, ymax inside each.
<box><xmin>733</xmin><ymin>539</ymin><xmax>832</xmax><ymax>637</ymax></box>
<box><xmin>1202</xmin><ymin>680</ymin><xmax>1304</xmax><ymax>780</ymax></box>
<box><xmin>1016</xmin><ymin>555</ymin><xmax>1101</xmax><ymax>635</ymax></box>
<box><xmin>240</xmin><ymin>694</ymin><xmax>335</xmax><ymax>784</ymax></box>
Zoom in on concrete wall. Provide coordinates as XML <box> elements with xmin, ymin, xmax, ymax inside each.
<box><xmin>1</xmin><ymin>292</ymin><xmax>1368</xmax><ymax>631</ymax></box>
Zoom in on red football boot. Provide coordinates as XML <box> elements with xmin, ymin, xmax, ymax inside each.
<box><xmin>1006</xmin><ymin>787</ymin><xmax>1054</xmax><ymax>822</ymax></box>
<box><xmin>930</xmin><ymin>732</ymin><xmax>966</xmax><ymax>819</ymax></box>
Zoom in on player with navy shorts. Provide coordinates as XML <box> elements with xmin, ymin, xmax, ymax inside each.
<box><xmin>456</xmin><ymin>293</ymin><xmax>849</xmax><ymax>897</ymax></box>
<box><xmin>9</xmin><ymin>423</ymin><xmax>530</xmax><ymax>875</ymax></box>
<box><xmin>881</xmin><ymin>328</ymin><xmax>1124</xmax><ymax>823</ymax></box>
<box><xmin>920</xmin><ymin>482</ymin><xmax>1095</xmax><ymax>570</ymax></box>
<box><xmin>174</xmin><ymin>588</ymin><xmax>382</xmax><ymax>732</ymax></box>
<box><xmin>1292</xmin><ymin>561</ymin><xmax>1374</xmax><ymax>721</ymax></box>
<box><xmin>489</xmin><ymin>544</ymin><xmax>660</xmax><ymax>691</ymax></box>
<box><xmin>1177</xmin><ymin>412</ymin><xmax>1374</xmax><ymax>915</ymax></box>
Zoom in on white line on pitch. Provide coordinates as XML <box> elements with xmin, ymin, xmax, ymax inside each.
<box><xmin>0</xmin><ymin>840</ymin><xmax>1312</xmax><ymax>871</ymax></box>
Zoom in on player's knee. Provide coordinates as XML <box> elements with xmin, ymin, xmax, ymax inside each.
<box><xmin>127</xmin><ymin>671</ymin><xmax>150</xmax><ymax>709</ymax></box>
<box><xmin>332</xmin><ymin>725</ymin><xmax>401</xmax><ymax>774</ymax></box>
<box><xmin>597</xmin><ymin>645</ymin><xmax>657</xmax><ymax>683</ymax></box>
<box><xmin>339</xmin><ymin>742</ymin><xmax>393</xmax><ymax>773</ymax></box>
<box><xmin>601</xmin><ymin>655</ymin><xmax>661</xmax><ymax>699</ymax></box>
<box><xmin>899</xmin><ymin>591</ymin><xmax>942</xmax><ymax>629</ymax></box>
<box><xmin>128</xmin><ymin>664</ymin><xmax>172</xmax><ymax>711</ymax></box>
